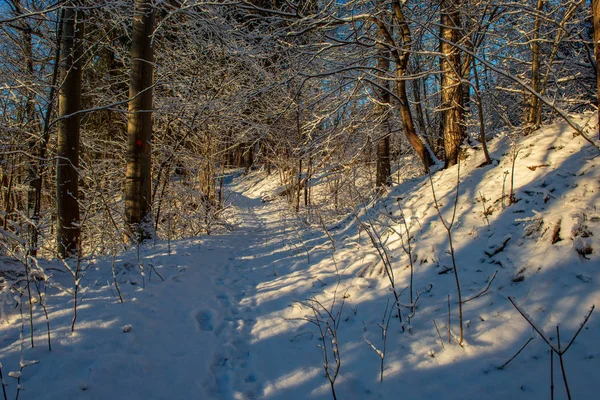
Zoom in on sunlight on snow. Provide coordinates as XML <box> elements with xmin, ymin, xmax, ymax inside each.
<box><xmin>262</xmin><ymin>366</ymin><xmax>321</xmax><ymax>398</ymax></box>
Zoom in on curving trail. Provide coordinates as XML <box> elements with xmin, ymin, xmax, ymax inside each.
<box><xmin>0</xmin><ymin>176</ymin><xmax>330</xmax><ymax>400</ymax></box>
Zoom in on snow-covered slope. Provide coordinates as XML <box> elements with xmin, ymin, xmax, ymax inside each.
<box><xmin>0</xmin><ymin>115</ymin><xmax>598</xmax><ymax>399</ymax></box>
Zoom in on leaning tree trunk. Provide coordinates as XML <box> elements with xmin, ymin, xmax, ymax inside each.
<box><xmin>440</xmin><ymin>0</ymin><xmax>465</xmax><ymax>168</ymax></box>
<box><xmin>375</xmin><ymin>40</ymin><xmax>392</xmax><ymax>191</ymax></box>
<box><xmin>593</xmin><ymin>0</ymin><xmax>600</xmax><ymax>139</ymax></box>
<box><xmin>125</xmin><ymin>0</ymin><xmax>155</xmax><ymax>242</ymax></box>
<box><xmin>56</xmin><ymin>2</ymin><xmax>82</xmax><ymax>257</ymax></box>
<box><xmin>375</xmin><ymin>0</ymin><xmax>434</xmax><ymax>172</ymax></box>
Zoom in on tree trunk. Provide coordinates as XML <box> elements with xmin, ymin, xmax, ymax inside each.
<box><xmin>376</xmin><ymin>0</ymin><xmax>434</xmax><ymax>172</ymax></box>
<box><xmin>243</xmin><ymin>143</ymin><xmax>254</xmax><ymax>173</ymax></box>
<box><xmin>26</xmin><ymin>8</ymin><xmax>64</xmax><ymax>256</ymax></box>
<box><xmin>440</xmin><ymin>0</ymin><xmax>465</xmax><ymax>167</ymax></box>
<box><xmin>525</xmin><ymin>0</ymin><xmax>545</xmax><ymax>135</ymax></box>
<box><xmin>20</xmin><ymin>5</ymin><xmax>40</xmax><ymax>252</ymax></box>
<box><xmin>411</xmin><ymin>60</ymin><xmax>428</xmax><ymax>136</ymax></box>
<box><xmin>593</xmin><ymin>0</ymin><xmax>600</xmax><ymax>139</ymax></box>
<box><xmin>375</xmin><ymin>41</ymin><xmax>392</xmax><ymax>191</ymax></box>
<box><xmin>472</xmin><ymin>58</ymin><xmax>491</xmax><ymax>165</ymax></box>
<box><xmin>125</xmin><ymin>0</ymin><xmax>155</xmax><ymax>242</ymax></box>
<box><xmin>56</xmin><ymin>2</ymin><xmax>83</xmax><ymax>257</ymax></box>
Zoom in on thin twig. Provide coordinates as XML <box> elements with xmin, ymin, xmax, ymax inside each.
<box><xmin>111</xmin><ymin>255</ymin><xmax>124</xmax><ymax>303</ymax></box>
<box><xmin>447</xmin><ymin>294</ymin><xmax>451</xmax><ymax>344</ymax></box>
<box><xmin>557</xmin><ymin>326</ymin><xmax>572</xmax><ymax>400</ymax></box>
<box><xmin>462</xmin><ymin>270</ymin><xmax>498</xmax><ymax>304</ymax></box>
<box><xmin>550</xmin><ymin>350</ymin><xmax>555</xmax><ymax>400</ymax></box>
<box><xmin>562</xmin><ymin>305</ymin><xmax>595</xmax><ymax>354</ymax></box>
<box><xmin>433</xmin><ymin>319</ymin><xmax>445</xmax><ymax>349</ymax></box>
<box><xmin>498</xmin><ymin>336</ymin><xmax>534</xmax><ymax>370</ymax></box>
<box><xmin>0</xmin><ymin>363</ymin><xmax>8</xmax><ymax>400</ymax></box>
<box><xmin>508</xmin><ymin>296</ymin><xmax>558</xmax><ymax>353</ymax></box>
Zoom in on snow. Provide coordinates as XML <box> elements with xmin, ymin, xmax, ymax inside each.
<box><xmin>0</xmin><ymin>114</ymin><xmax>599</xmax><ymax>399</ymax></box>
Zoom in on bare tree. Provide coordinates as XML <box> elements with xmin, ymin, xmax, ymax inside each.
<box><xmin>125</xmin><ymin>0</ymin><xmax>155</xmax><ymax>242</ymax></box>
<box><xmin>440</xmin><ymin>0</ymin><xmax>465</xmax><ymax>167</ymax></box>
<box><xmin>375</xmin><ymin>36</ymin><xmax>391</xmax><ymax>191</ymax></box>
<box><xmin>56</xmin><ymin>1</ymin><xmax>82</xmax><ymax>257</ymax></box>
<box><xmin>524</xmin><ymin>0</ymin><xmax>545</xmax><ymax>135</ymax></box>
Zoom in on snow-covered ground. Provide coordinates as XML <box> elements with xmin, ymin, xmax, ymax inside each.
<box><xmin>1</xmin><ymin>115</ymin><xmax>599</xmax><ymax>399</ymax></box>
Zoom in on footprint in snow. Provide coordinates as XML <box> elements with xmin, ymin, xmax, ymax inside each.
<box><xmin>217</xmin><ymin>293</ymin><xmax>231</xmax><ymax>307</ymax></box>
<box><xmin>195</xmin><ymin>310</ymin><xmax>215</xmax><ymax>331</ymax></box>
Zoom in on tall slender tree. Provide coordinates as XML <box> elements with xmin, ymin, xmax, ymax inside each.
<box><xmin>125</xmin><ymin>0</ymin><xmax>155</xmax><ymax>241</ymax></box>
<box><xmin>56</xmin><ymin>1</ymin><xmax>83</xmax><ymax>257</ymax></box>
<box><xmin>524</xmin><ymin>0</ymin><xmax>545</xmax><ymax>135</ymax></box>
<box><xmin>375</xmin><ymin>37</ymin><xmax>391</xmax><ymax>190</ymax></box>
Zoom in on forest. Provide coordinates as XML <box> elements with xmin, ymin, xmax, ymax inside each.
<box><xmin>0</xmin><ymin>1</ymin><xmax>599</xmax><ymax>399</ymax></box>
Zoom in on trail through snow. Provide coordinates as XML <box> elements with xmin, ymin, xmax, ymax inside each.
<box><xmin>1</xmin><ymin>182</ymin><xmax>330</xmax><ymax>400</ymax></box>
<box><xmin>108</xmin><ymin>190</ymin><xmax>297</xmax><ymax>400</ymax></box>
<box><xmin>1</xmin><ymin>116</ymin><xmax>600</xmax><ymax>400</ymax></box>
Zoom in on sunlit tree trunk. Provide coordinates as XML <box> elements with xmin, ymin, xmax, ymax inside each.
<box><xmin>440</xmin><ymin>0</ymin><xmax>464</xmax><ymax>167</ymax></box>
<box><xmin>125</xmin><ymin>0</ymin><xmax>155</xmax><ymax>242</ymax></box>
<box><xmin>376</xmin><ymin>0</ymin><xmax>434</xmax><ymax>172</ymax></box>
<box><xmin>56</xmin><ymin>2</ymin><xmax>83</xmax><ymax>257</ymax></box>
<box><xmin>524</xmin><ymin>0</ymin><xmax>545</xmax><ymax>135</ymax></box>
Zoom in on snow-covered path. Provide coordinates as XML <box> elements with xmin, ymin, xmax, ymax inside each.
<box><xmin>80</xmin><ymin>189</ymin><xmax>297</xmax><ymax>400</ymax></box>
<box><xmin>108</xmin><ymin>191</ymin><xmax>276</xmax><ymax>400</ymax></box>
<box><xmin>1</xmin><ymin>181</ymin><xmax>329</xmax><ymax>400</ymax></box>
<box><xmin>2</xmin><ymin>118</ymin><xmax>600</xmax><ymax>400</ymax></box>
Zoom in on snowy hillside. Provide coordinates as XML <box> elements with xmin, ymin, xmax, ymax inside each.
<box><xmin>0</xmin><ymin>115</ymin><xmax>599</xmax><ymax>400</ymax></box>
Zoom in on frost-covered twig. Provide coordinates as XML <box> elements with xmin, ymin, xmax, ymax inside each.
<box><xmin>8</xmin><ymin>359</ymin><xmax>39</xmax><ymax>400</ymax></box>
<box><xmin>59</xmin><ymin>256</ymin><xmax>84</xmax><ymax>333</ymax></box>
<box><xmin>363</xmin><ymin>297</ymin><xmax>393</xmax><ymax>382</ymax></box>
<box><xmin>306</xmin><ymin>295</ymin><xmax>344</xmax><ymax>400</ymax></box>
<box><xmin>429</xmin><ymin>162</ymin><xmax>464</xmax><ymax>344</ymax></box>
<box><xmin>383</xmin><ymin>203</ymin><xmax>417</xmax><ymax>320</ymax></box>
<box><xmin>294</xmin><ymin>279</ymin><xmax>345</xmax><ymax>400</ymax></box>
<box><xmin>111</xmin><ymin>255</ymin><xmax>124</xmax><ymax>303</ymax></box>
<box><xmin>353</xmin><ymin>212</ymin><xmax>404</xmax><ymax>331</ymax></box>
<box><xmin>29</xmin><ymin>258</ymin><xmax>51</xmax><ymax>351</ymax></box>
<box><xmin>313</xmin><ymin>201</ymin><xmax>335</xmax><ymax>250</ymax></box>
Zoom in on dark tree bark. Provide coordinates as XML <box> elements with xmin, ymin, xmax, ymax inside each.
<box><xmin>375</xmin><ymin>0</ymin><xmax>434</xmax><ymax>172</ymax></box>
<box><xmin>411</xmin><ymin>60</ymin><xmax>428</xmax><ymax>136</ymax></box>
<box><xmin>375</xmin><ymin>40</ymin><xmax>391</xmax><ymax>191</ymax></box>
<box><xmin>440</xmin><ymin>0</ymin><xmax>465</xmax><ymax>167</ymax></box>
<box><xmin>56</xmin><ymin>2</ymin><xmax>83</xmax><ymax>257</ymax></box>
<box><xmin>524</xmin><ymin>0</ymin><xmax>545</xmax><ymax>135</ymax></box>
<box><xmin>125</xmin><ymin>0</ymin><xmax>155</xmax><ymax>242</ymax></box>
